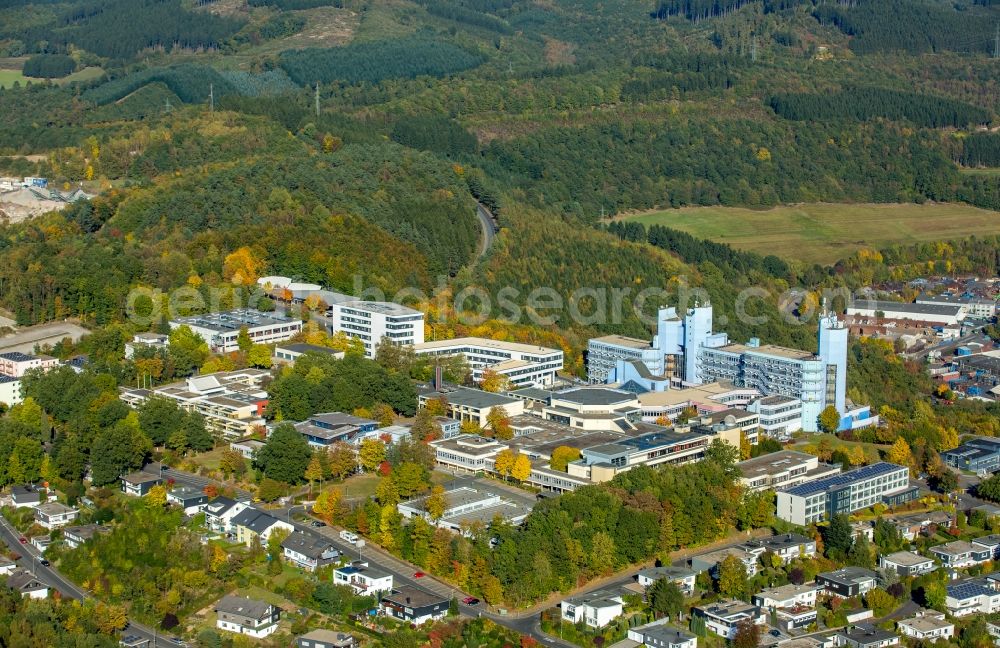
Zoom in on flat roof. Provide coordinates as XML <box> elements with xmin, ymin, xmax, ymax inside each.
<box><xmin>413</xmin><ymin>336</ymin><xmax>561</xmax><ymax>356</ymax></box>
<box><xmin>419</xmin><ymin>385</ymin><xmax>520</xmax><ymax>410</ymax></box>
<box><xmin>782</xmin><ymin>462</ymin><xmax>907</xmax><ymax>497</ymax></box>
<box><xmin>848</xmin><ymin>300</ymin><xmax>963</xmax><ymax>316</ymax></box>
<box><xmin>738</xmin><ymin>451</ymin><xmax>830</xmax><ymax>478</ymax></box>
<box><xmin>551</xmin><ymin>387</ymin><xmax>637</xmax><ymax>406</ymax></box>
<box><xmin>636</xmin><ymin>381</ymin><xmax>748</xmax><ymax>407</ymax></box>
<box><xmin>172</xmin><ymin>308</ymin><xmax>296</xmax><ymax>333</ymax></box>
<box><xmin>335</xmin><ymin>300</ymin><xmax>423</xmax><ymax>317</ymax></box>
<box><xmin>589</xmin><ymin>334</ymin><xmax>653</xmax><ymax>350</ymax></box>
<box><xmin>881</xmin><ymin>551</ymin><xmax>932</xmax><ymax>567</ymax></box>
<box><xmin>716</xmin><ymin>343</ymin><xmax>815</xmax><ymax>361</ymax></box>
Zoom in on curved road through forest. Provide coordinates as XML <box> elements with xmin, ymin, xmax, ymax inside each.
<box><xmin>474</xmin><ymin>202</ymin><xmax>497</xmax><ymax>263</ymax></box>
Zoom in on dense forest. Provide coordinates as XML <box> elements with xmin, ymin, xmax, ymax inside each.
<box><xmin>278</xmin><ymin>37</ymin><xmax>487</xmax><ymax>86</ymax></box>
<box><xmin>769</xmin><ymin>87</ymin><xmax>992</xmax><ymax>128</ymax></box>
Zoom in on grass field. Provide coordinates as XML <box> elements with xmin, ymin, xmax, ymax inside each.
<box><xmin>619</xmin><ymin>202</ymin><xmax>1000</xmax><ymax>264</ymax></box>
<box><xmin>0</xmin><ymin>69</ymin><xmax>27</xmax><ymax>89</ymax></box>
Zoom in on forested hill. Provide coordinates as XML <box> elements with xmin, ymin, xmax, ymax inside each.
<box><xmin>1</xmin><ymin>0</ymin><xmax>1000</xmax><ymax>344</ymax></box>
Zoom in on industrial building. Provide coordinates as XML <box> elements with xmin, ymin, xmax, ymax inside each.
<box><xmin>845</xmin><ymin>300</ymin><xmax>965</xmax><ymax>326</ymax></box>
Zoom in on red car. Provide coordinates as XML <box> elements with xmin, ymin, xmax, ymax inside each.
<box><xmin>462</xmin><ymin>597</ymin><xmax>480</xmax><ymax>605</ymax></box>
<box><xmin>18</xmin><ymin>537</ymin><xmax>26</xmax><ymax>544</ymax></box>
<box><xmin>413</xmin><ymin>571</ymin><xmax>425</xmax><ymax>578</ymax></box>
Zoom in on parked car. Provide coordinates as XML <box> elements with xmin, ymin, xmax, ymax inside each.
<box><xmin>340</xmin><ymin>530</ymin><xmax>359</xmax><ymax>544</ymax></box>
<box><xmin>38</xmin><ymin>558</ymin><xmax>49</xmax><ymax>566</ymax></box>
<box><xmin>462</xmin><ymin>597</ymin><xmax>480</xmax><ymax>605</ymax></box>
<box><xmin>311</xmin><ymin>520</ymin><xmax>326</xmax><ymax>528</ymax></box>
<box><xmin>413</xmin><ymin>571</ymin><xmax>425</xmax><ymax>578</ymax></box>
<box><xmin>18</xmin><ymin>537</ymin><xmax>26</xmax><ymax>544</ymax></box>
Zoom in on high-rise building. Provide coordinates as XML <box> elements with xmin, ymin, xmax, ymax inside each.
<box><xmin>587</xmin><ymin>303</ymin><xmax>851</xmax><ymax>432</ymax></box>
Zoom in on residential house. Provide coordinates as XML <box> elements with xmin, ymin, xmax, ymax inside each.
<box><xmin>281</xmin><ymin>532</ymin><xmax>340</xmax><ymax>572</ymax></box>
<box><xmin>294</xmin><ymin>412</ymin><xmax>378</xmax><ymax>448</ymax></box>
<box><xmin>10</xmin><ymin>485</ymin><xmax>41</xmax><ymax>508</ymax></box>
<box><xmin>837</xmin><ymin>625</ymin><xmax>899</xmax><ymax>648</ymax></box>
<box><xmin>215</xmin><ymin>595</ymin><xmax>280</xmax><ymax>639</ymax></box>
<box><xmin>816</xmin><ymin>567</ymin><xmax>878</xmax><ymax>598</ymax></box>
<box><xmin>930</xmin><ymin>540</ymin><xmax>991</xmax><ymax>569</ymax></box>
<box><xmin>945</xmin><ymin>578</ymin><xmax>1000</xmax><ymax>617</ymax></box>
<box><xmin>166</xmin><ymin>486</ymin><xmax>208</xmax><ymax>515</ymax></box>
<box><xmin>380</xmin><ymin>586</ymin><xmax>449</xmax><ymax>625</ymax></box>
<box><xmin>62</xmin><ymin>524</ymin><xmax>110</xmax><ymax>549</ymax></box>
<box><xmin>627</xmin><ymin>620</ymin><xmax>698</xmax><ymax>648</ymax></box>
<box><xmin>203</xmin><ymin>497</ymin><xmax>250</xmax><ymax>534</ymax></box>
<box><xmin>296</xmin><ymin>629</ymin><xmax>355</xmax><ymax>648</ymax></box>
<box><xmin>6</xmin><ymin>570</ymin><xmax>48</xmax><ymax>599</ymax></box>
<box><xmin>693</xmin><ymin>600</ymin><xmax>765</xmax><ymax>639</ymax></box>
<box><xmin>121</xmin><ymin>472</ymin><xmax>162</xmax><ymax>497</ymax></box>
<box><xmin>30</xmin><ymin>535</ymin><xmax>51</xmax><ymax>552</ymax></box>
<box><xmin>973</xmin><ymin>534</ymin><xmax>1000</xmax><ymax>560</ymax></box>
<box><xmin>896</xmin><ymin>611</ymin><xmax>954</xmax><ymax>641</ymax></box>
<box><xmin>635</xmin><ymin>565</ymin><xmax>697</xmax><ymax>596</ymax></box>
<box><xmin>231</xmin><ymin>508</ymin><xmax>294</xmax><ymax>546</ymax></box>
<box><xmin>0</xmin><ymin>556</ymin><xmax>15</xmax><ymax>576</ymax></box>
<box><xmin>878</xmin><ymin>551</ymin><xmax>935</xmax><ymax>577</ymax></box>
<box><xmin>740</xmin><ymin>533</ymin><xmax>816</xmax><ymax>565</ymax></box>
<box><xmin>333</xmin><ymin>561</ymin><xmax>393</xmax><ymax>596</ymax></box>
<box><xmin>753</xmin><ymin>583</ymin><xmax>819</xmax><ymax>609</ymax></box>
<box><xmin>33</xmin><ymin>502</ymin><xmax>78</xmax><ymax>530</ymax></box>
<box><xmin>690</xmin><ymin>546</ymin><xmax>760</xmax><ymax>579</ymax></box>
<box><xmin>753</xmin><ymin>584</ymin><xmax>819</xmax><ymax>630</ymax></box>
<box><xmin>561</xmin><ymin>590</ymin><xmax>624</xmax><ymax>629</ymax></box>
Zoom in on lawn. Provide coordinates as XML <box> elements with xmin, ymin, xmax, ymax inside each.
<box><xmin>618</xmin><ymin>202</ymin><xmax>1000</xmax><ymax>265</ymax></box>
<box><xmin>0</xmin><ymin>69</ymin><xmax>27</xmax><ymax>89</ymax></box>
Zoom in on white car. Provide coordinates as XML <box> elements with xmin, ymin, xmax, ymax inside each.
<box><xmin>339</xmin><ymin>530</ymin><xmax>358</xmax><ymax>544</ymax></box>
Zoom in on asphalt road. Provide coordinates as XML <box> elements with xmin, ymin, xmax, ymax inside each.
<box><xmin>474</xmin><ymin>202</ymin><xmax>497</xmax><ymax>263</ymax></box>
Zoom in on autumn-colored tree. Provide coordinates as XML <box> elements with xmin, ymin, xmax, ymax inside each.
<box><xmin>818</xmin><ymin>405</ymin><xmax>841</xmax><ymax>434</ymax></box>
<box><xmin>376</xmin><ymin>476</ymin><xmax>400</xmax><ymax>506</ymax></box>
<box><xmin>371</xmin><ymin>403</ymin><xmax>395</xmax><ymax>427</ymax></box>
<box><xmin>203</xmin><ymin>484</ymin><xmax>218</xmax><ymax>498</ymax></box>
<box><xmin>511</xmin><ymin>453</ymin><xmax>532</xmax><ymax>482</ymax></box>
<box><xmin>247</xmin><ymin>344</ymin><xmax>272</xmax><ymax>368</ymax></box>
<box><xmin>219</xmin><ymin>448</ymin><xmax>247</xmax><ymax>479</ymax></box>
<box><xmin>146</xmin><ymin>484</ymin><xmax>167</xmax><ymax>507</ymax></box>
<box><xmin>222</xmin><ymin>246</ymin><xmax>265</xmax><ymax>286</ymax></box>
<box><xmin>732</xmin><ymin>619</ymin><xmax>760</xmax><ymax>648</ymax></box>
<box><xmin>359</xmin><ymin>438</ymin><xmax>387</xmax><ymax>472</ymax></box>
<box><xmin>426</xmin><ymin>484</ymin><xmax>448</xmax><ymax>520</ymax></box>
<box><xmin>209</xmin><ymin>544</ymin><xmax>228</xmax><ymax>573</ymax></box>
<box><xmin>481</xmin><ymin>574</ymin><xmax>504</xmax><ymax>605</ymax></box>
<box><xmin>887</xmin><ymin>437</ymin><xmax>914</xmax><ymax>472</ymax></box>
<box><xmin>654</xmin><ymin>415</ymin><xmax>671</xmax><ymax>426</ymax></box>
<box><xmin>313</xmin><ymin>487</ymin><xmax>343</xmax><ymax>524</ymax></box>
<box><xmin>717</xmin><ymin>554</ymin><xmax>748</xmax><ymax>599</ymax></box>
<box><xmin>486</xmin><ymin>405</ymin><xmax>513</xmax><ymax>440</ymax></box>
<box><xmin>494</xmin><ymin>448</ymin><xmax>516</xmax><ymax>481</ymax></box>
<box><xmin>424</xmin><ymin>397</ymin><xmax>448</xmax><ymax>417</ymax></box>
<box><xmin>550</xmin><ymin>446</ymin><xmax>581</xmax><ymax>472</ymax></box>
<box><xmin>480</xmin><ymin>369</ymin><xmax>510</xmax><ymax>393</ymax></box>
<box><xmin>327</xmin><ymin>442</ymin><xmax>357</xmax><ymax>481</ymax></box>
<box><xmin>460</xmin><ymin>420</ymin><xmax>482</xmax><ymax>435</ymax></box>
<box><xmin>848</xmin><ymin>446</ymin><xmax>867</xmax><ymax>466</ymax></box>
<box><xmin>304</xmin><ymin>453</ymin><xmax>324</xmax><ymax>495</ymax></box>
<box><xmin>94</xmin><ymin>603</ymin><xmax>128</xmax><ymax>634</ymax></box>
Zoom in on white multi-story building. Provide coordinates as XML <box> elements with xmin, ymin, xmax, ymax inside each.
<box><xmin>746</xmin><ymin>395</ymin><xmax>803</xmax><ymax>438</ymax></box>
<box><xmin>0</xmin><ymin>351</ymin><xmax>58</xmax><ymax>377</ymax></box>
<box><xmin>737</xmin><ymin>450</ymin><xmax>841</xmax><ymax>493</ymax></box>
<box><xmin>0</xmin><ymin>376</ymin><xmax>22</xmax><ymax>407</ymax></box>
<box><xmin>412</xmin><ymin>337</ymin><xmax>563</xmax><ymax>387</ymax></box>
<box><xmin>879</xmin><ymin>551</ymin><xmax>935</xmax><ymax>576</ymax></box>
<box><xmin>170</xmin><ymin>309</ymin><xmax>302</xmax><ymax>353</ymax></box>
<box><xmin>324</xmin><ymin>300</ymin><xmax>424</xmax><ymax>358</ymax></box>
<box><xmin>930</xmin><ymin>540</ymin><xmax>992</xmax><ymax>568</ymax></box>
<box><xmin>946</xmin><ymin>578</ymin><xmax>1000</xmax><ymax>617</ymax></box>
<box><xmin>775</xmin><ymin>462</ymin><xmax>913</xmax><ymax>526</ymax></box>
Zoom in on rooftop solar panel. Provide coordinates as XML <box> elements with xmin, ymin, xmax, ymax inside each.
<box><xmin>782</xmin><ymin>462</ymin><xmax>905</xmax><ymax>497</ymax></box>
